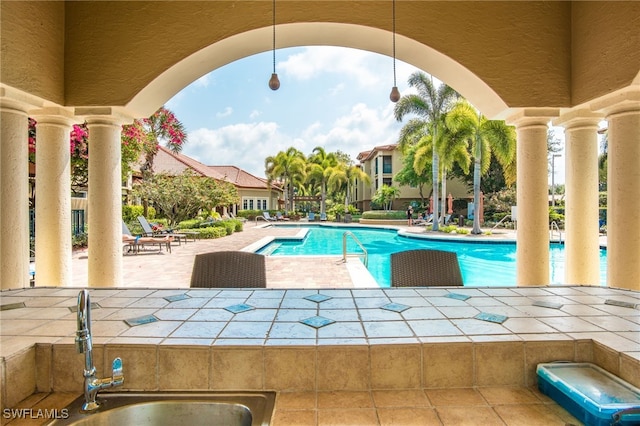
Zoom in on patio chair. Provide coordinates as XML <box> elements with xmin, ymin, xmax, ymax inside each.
<box><xmin>138</xmin><ymin>215</ymin><xmax>195</xmax><ymax>244</ymax></box>
<box><xmin>308</xmin><ymin>212</ymin><xmax>316</xmax><ymax>222</ymax></box>
<box><xmin>275</xmin><ymin>212</ymin><xmax>290</xmax><ymax>221</ymax></box>
<box><xmin>262</xmin><ymin>212</ymin><xmax>277</xmax><ymax>222</ymax></box>
<box><xmin>320</xmin><ymin>212</ymin><xmax>327</xmax><ymax>221</ymax></box>
<box><xmin>122</xmin><ymin>221</ymin><xmax>173</xmax><ymax>253</ymax></box>
<box><xmin>390</xmin><ymin>249</ymin><xmax>464</xmax><ymax>287</ymax></box>
<box><xmin>190</xmin><ymin>251</ymin><xmax>267</xmax><ymax>288</ymax></box>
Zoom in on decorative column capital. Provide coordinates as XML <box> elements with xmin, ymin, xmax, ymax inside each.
<box><xmin>75</xmin><ymin>106</ymin><xmax>136</xmax><ymax>126</ymax></box>
<box><xmin>505</xmin><ymin>108</ymin><xmax>559</xmax><ymax>128</ymax></box>
<box><xmin>590</xmin><ymin>86</ymin><xmax>640</xmax><ymax>116</ymax></box>
<box><xmin>553</xmin><ymin>109</ymin><xmax>603</xmax><ymax>130</ymax></box>
<box><xmin>30</xmin><ymin>107</ymin><xmax>77</xmax><ymax>127</ymax></box>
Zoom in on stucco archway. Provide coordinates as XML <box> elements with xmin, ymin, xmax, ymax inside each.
<box><xmin>127</xmin><ymin>23</ymin><xmax>508</xmax><ymax>119</ymax></box>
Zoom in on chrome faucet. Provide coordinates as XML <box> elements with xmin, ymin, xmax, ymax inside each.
<box><xmin>75</xmin><ymin>289</ymin><xmax>124</xmax><ymax>411</ymax></box>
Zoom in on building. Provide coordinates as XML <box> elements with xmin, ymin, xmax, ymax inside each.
<box><xmin>355</xmin><ymin>144</ymin><xmax>471</xmax><ymax>212</ymax></box>
<box><xmin>148</xmin><ymin>146</ymin><xmax>282</xmax><ymax>215</ymax></box>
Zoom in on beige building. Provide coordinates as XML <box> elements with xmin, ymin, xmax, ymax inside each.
<box><xmin>355</xmin><ymin>144</ymin><xmax>471</xmax><ymax>212</ymax></box>
<box><xmin>150</xmin><ymin>146</ymin><xmax>282</xmax><ymax>215</ymax></box>
<box><xmin>1</xmin><ymin>1</ymin><xmax>638</xmax><ymax>290</ymax></box>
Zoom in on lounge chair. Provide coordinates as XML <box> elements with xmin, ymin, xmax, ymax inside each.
<box><xmin>308</xmin><ymin>212</ymin><xmax>316</xmax><ymax>222</ymax></box>
<box><xmin>190</xmin><ymin>251</ymin><xmax>267</xmax><ymax>288</ymax></box>
<box><xmin>122</xmin><ymin>221</ymin><xmax>173</xmax><ymax>254</ymax></box>
<box><xmin>138</xmin><ymin>215</ymin><xmax>195</xmax><ymax>244</ymax></box>
<box><xmin>262</xmin><ymin>212</ymin><xmax>277</xmax><ymax>222</ymax></box>
<box><xmin>275</xmin><ymin>212</ymin><xmax>290</xmax><ymax>221</ymax></box>
<box><xmin>390</xmin><ymin>249</ymin><xmax>464</xmax><ymax>287</ymax></box>
<box><xmin>413</xmin><ymin>214</ymin><xmax>433</xmax><ymax>226</ymax></box>
<box><xmin>228</xmin><ymin>211</ymin><xmax>246</xmax><ymax>222</ymax></box>
<box><xmin>320</xmin><ymin>212</ymin><xmax>327</xmax><ymax>221</ymax></box>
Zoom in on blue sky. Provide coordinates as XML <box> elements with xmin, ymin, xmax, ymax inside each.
<box><xmin>166</xmin><ymin>46</ymin><xmax>566</xmax><ymax>184</ymax></box>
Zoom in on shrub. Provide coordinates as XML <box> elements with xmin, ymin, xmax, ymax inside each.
<box><xmin>72</xmin><ymin>232</ymin><xmax>88</xmax><ymax>248</ymax></box>
<box><xmin>231</xmin><ymin>219</ymin><xmax>243</xmax><ymax>232</ymax></box>
<box><xmin>361</xmin><ymin>210</ymin><xmax>406</xmax><ymax>220</ymax></box>
<box><xmin>440</xmin><ymin>225</ymin><xmax>458</xmax><ymax>233</ymax></box>
<box><xmin>196</xmin><ymin>226</ymin><xmax>228</xmax><ymax>239</ymax></box>
<box><xmin>178</xmin><ymin>219</ymin><xmax>200</xmax><ymax>229</ymax></box>
<box><xmin>122</xmin><ymin>205</ymin><xmax>155</xmax><ymax>223</ymax></box>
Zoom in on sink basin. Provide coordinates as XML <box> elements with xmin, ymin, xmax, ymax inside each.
<box><xmin>46</xmin><ymin>391</ymin><xmax>276</xmax><ymax>426</ymax></box>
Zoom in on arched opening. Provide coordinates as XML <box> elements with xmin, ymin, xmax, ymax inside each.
<box><xmin>127</xmin><ymin>23</ymin><xmax>508</xmax><ymax>119</ymax></box>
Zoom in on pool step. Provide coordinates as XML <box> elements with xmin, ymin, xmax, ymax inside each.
<box><xmin>260</xmin><ymin>243</ymin><xmax>282</xmax><ymax>256</ymax></box>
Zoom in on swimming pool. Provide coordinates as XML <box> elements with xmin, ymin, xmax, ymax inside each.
<box><xmin>256</xmin><ymin>225</ymin><xmax>608</xmax><ymax>287</ymax></box>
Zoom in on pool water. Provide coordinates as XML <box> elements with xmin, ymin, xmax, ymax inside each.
<box><xmin>257</xmin><ymin>226</ymin><xmax>607</xmax><ymax>287</ymax></box>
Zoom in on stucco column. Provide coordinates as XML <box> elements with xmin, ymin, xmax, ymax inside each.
<box><xmin>32</xmin><ymin>109</ymin><xmax>75</xmax><ymax>287</ymax></box>
<box><xmin>0</xmin><ymin>99</ymin><xmax>30</xmax><ymax>289</ymax></box>
<box><xmin>593</xmin><ymin>91</ymin><xmax>640</xmax><ymax>291</ymax></box>
<box><xmin>554</xmin><ymin>111</ymin><xmax>602</xmax><ymax>285</ymax></box>
<box><xmin>508</xmin><ymin>109</ymin><xmax>558</xmax><ymax>286</ymax></box>
<box><xmin>85</xmin><ymin>114</ymin><xmax>124</xmax><ymax>288</ymax></box>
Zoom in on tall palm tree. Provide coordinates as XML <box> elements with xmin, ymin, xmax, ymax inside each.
<box><xmin>394</xmin><ymin>72</ymin><xmax>459</xmax><ymax>230</ymax></box>
<box><xmin>328</xmin><ymin>162</ymin><xmax>370</xmax><ymax>212</ymax></box>
<box><xmin>265</xmin><ymin>147</ymin><xmax>307</xmax><ymax>212</ymax></box>
<box><xmin>307</xmin><ymin>147</ymin><xmax>338</xmax><ymax>216</ymax></box>
<box><xmin>446</xmin><ymin>99</ymin><xmax>516</xmax><ymax>234</ymax></box>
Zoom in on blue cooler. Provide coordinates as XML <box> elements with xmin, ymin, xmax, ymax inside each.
<box><xmin>537</xmin><ymin>362</ymin><xmax>640</xmax><ymax>426</ymax></box>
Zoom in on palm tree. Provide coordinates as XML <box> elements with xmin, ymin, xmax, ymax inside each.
<box><xmin>307</xmin><ymin>147</ymin><xmax>338</xmax><ymax>216</ymax></box>
<box><xmin>265</xmin><ymin>147</ymin><xmax>307</xmax><ymax>212</ymax></box>
<box><xmin>446</xmin><ymin>99</ymin><xmax>516</xmax><ymax>234</ymax></box>
<box><xmin>328</xmin><ymin>162</ymin><xmax>370</xmax><ymax>212</ymax></box>
<box><xmin>394</xmin><ymin>72</ymin><xmax>459</xmax><ymax>231</ymax></box>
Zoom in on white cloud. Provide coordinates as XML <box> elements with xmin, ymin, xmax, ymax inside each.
<box><xmin>193</xmin><ymin>74</ymin><xmax>211</xmax><ymax>88</ymax></box>
<box><xmin>182</xmin><ymin>122</ymin><xmax>293</xmax><ymax>177</ymax></box>
<box><xmin>249</xmin><ymin>110</ymin><xmax>262</xmax><ymax>119</ymax></box>
<box><xmin>216</xmin><ymin>107</ymin><xmax>233</xmax><ymax>118</ymax></box>
<box><xmin>279</xmin><ymin>47</ymin><xmax>384</xmax><ymax>87</ymax></box>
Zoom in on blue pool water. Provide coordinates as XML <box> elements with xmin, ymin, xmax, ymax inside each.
<box><xmin>257</xmin><ymin>225</ymin><xmax>608</xmax><ymax>287</ymax></box>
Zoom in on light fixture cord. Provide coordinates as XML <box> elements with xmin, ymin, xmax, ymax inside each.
<box><xmin>392</xmin><ymin>0</ymin><xmax>397</xmax><ymax>86</ymax></box>
<box><xmin>272</xmin><ymin>0</ymin><xmax>276</xmax><ymax>74</ymax></box>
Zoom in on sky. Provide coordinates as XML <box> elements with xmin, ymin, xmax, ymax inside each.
<box><xmin>166</xmin><ymin>46</ymin><xmax>567</xmax><ymax>185</ymax></box>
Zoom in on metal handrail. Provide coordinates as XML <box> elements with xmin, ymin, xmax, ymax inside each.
<box><xmin>492</xmin><ymin>214</ymin><xmax>512</xmax><ymax>230</ymax></box>
<box><xmin>342</xmin><ymin>231</ymin><xmax>368</xmax><ymax>267</ymax></box>
<box><xmin>550</xmin><ymin>221</ymin><xmax>562</xmax><ymax>243</ymax></box>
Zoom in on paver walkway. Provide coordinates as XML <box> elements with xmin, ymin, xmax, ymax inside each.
<box><xmin>71</xmin><ymin>221</ymin><xmax>354</xmax><ymax>289</ymax></box>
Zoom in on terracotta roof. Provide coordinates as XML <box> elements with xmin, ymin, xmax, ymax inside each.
<box><xmin>208</xmin><ymin>165</ymin><xmax>272</xmax><ymax>190</ymax></box>
<box><xmin>358</xmin><ymin>144</ymin><xmax>398</xmax><ymax>162</ymax></box>
<box><xmin>151</xmin><ymin>146</ymin><xmax>274</xmax><ymax>190</ymax></box>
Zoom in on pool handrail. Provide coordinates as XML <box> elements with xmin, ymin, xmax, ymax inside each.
<box><xmin>342</xmin><ymin>231</ymin><xmax>368</xmax><ymax>267</ymax></box>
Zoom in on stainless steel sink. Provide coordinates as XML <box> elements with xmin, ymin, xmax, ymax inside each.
<box><xmin>46</xmin><ymin>391</ymin><xmax>276</xmax><ymax>426</ymax></box>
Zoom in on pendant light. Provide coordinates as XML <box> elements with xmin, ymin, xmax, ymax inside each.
<box><xmin>389</xmin><ymin>0</ymin><xmax>400</xmax><ymax>102</ymax></box>
<box><xmin>268</xmin><ymin>0</ymin><xmax>280</xmax><ymax>90</ymax></box>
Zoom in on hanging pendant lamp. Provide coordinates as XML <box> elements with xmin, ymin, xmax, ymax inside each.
<box><xmin>389</xmin><ymin>0</ymin><xmax>400</xmax><ymax>102</ymax></box>
<box><xmin>268</xmin><ymin>0</ymin><xmax>280</xmax><ymax>90</ymax></box>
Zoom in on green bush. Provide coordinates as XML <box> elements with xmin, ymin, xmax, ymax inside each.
<box><xmin>72</xmin><ymin>232</ymin><xmax>88</xmax><ymax>248</ymax></box>
<box><xmin>122</xmin><ymin>205</ymin><xmax>155</xmax><ymax>224</ymax></box>
<box><xmin>178</xmin><ymin>219</ymin><xmax>200</xmax><ymax>229</ymax></box>
<box><xmin>361</xmin><ymin>210</ymin><xmax>406</xmax><ymax>220</ymax></box>
<box><xmin>195</xmin><ymin>226</ymin><xmax>228</xmax><ymax>239</ymax></box>
<box><xmin>440</xmin><ymin>225</ymin><xmax>458</xmax><ymax>233</ymax></box>
<box><xmin>231</xmin><ymin>219</ymin><xmax>243</xmax><ymax>232</ymax></box>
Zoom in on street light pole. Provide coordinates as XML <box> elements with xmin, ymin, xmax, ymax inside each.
<box><xmin>551</xmin><ymin>154</ymin><xmax>561</xmax><ymax>207</ymax></box>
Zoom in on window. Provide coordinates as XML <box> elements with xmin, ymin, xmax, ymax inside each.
<box><xmin>383</xmin><ymin>177</ymin><xmax>393</xmax><ymax>186</ymax></box>
<box><xmin>383</xmin><ymin>156</ymin><xmax>392</xmax><ymax>174</ymax></box>
<box><xmin>243</xmin><ymin>197</ymin><xmax>268</xmax><ymax>211</ymax></box>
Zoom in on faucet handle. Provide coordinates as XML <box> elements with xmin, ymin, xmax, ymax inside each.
<box><xmin>111</xmin><ymin>357</ymin><xmax>124</xmax><ymax>385</ymax></box>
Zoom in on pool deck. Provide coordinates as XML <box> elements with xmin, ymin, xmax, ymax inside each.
<box><xmin>66</xmin><ymin>221</ymin><xmax>605</xmax><ymax>289</ymax></box>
